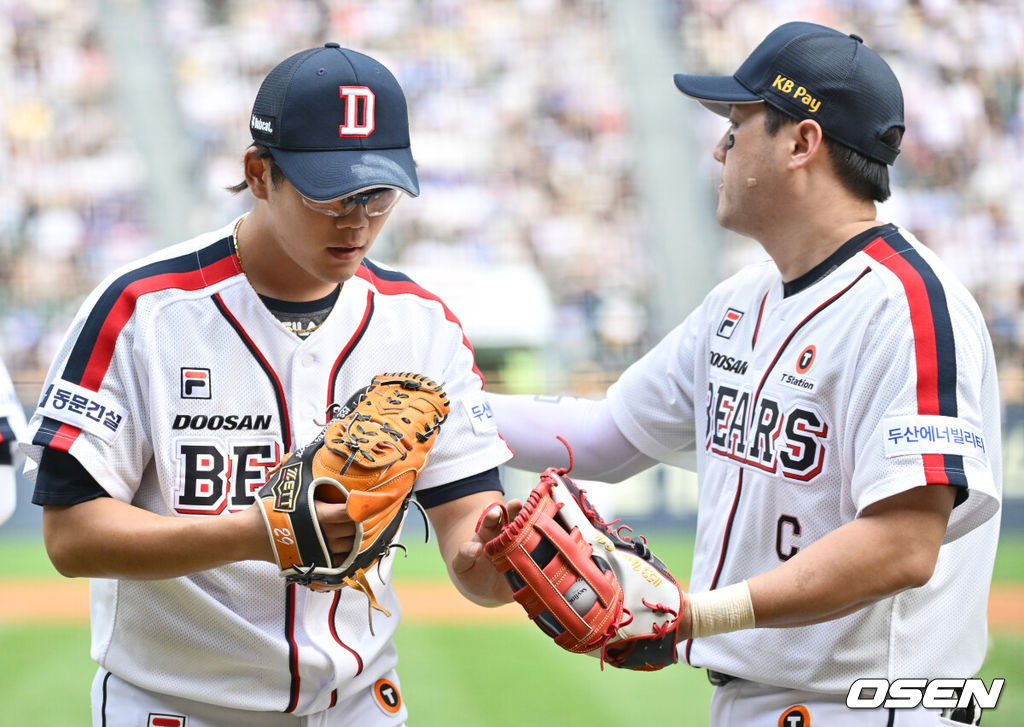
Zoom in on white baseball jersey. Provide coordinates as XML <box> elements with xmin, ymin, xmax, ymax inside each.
<box><xmin>22</xmin><ymin>217</ymin><xmax>512</xmax><ymax>715</ymax></box>
<box><xmin>608</xmin><ymin>223</ymin><xmax>1002</xmax><ymax>693</ymax></box>
<box><xmin>1</xmin><ymin>358</ymin><xmax>27</xmax><ymax>525</ymax></box>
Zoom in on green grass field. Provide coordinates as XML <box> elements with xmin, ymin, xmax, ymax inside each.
<box><xmin>1</xmin><ymin>531</ymin><xmax>1021</xmax><ymax>726</ymax></box>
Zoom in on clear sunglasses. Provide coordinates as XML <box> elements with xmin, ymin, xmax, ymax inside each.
<box><xmin>300</xmin><ymin>186</ymin><xmax>403</xmax><ymax>218</ymax></box>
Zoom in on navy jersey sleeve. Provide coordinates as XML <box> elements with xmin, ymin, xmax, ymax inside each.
<box><xmin>415</xmin><ymin>467</ymin><xmax>502</xmax><ymax>509</ymax></box>
<box><xmin>32</xmin><ymin>447</ymin><xmax>110</xmax><ymax>506</ymax></box>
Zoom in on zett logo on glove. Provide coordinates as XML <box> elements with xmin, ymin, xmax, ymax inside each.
<box><xmin>267</xmin><ymin>460</ymin><xmax>302</xmax><ymax>512</ymax></box>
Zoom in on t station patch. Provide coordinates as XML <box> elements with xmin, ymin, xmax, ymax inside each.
<box><xmin>778</xmin><ymin>704</ymin><xmax>810</xmax><ymax>727</ymax></box>
<box><xmin>373</xmin><ymin>678</ymin><xmax>402</xmax><ymax>715</ymax></box>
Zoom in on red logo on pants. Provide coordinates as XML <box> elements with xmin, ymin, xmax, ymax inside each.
<box><xmin>148</xmin><ymin>715</ymin><xmax>186</xmax><ymax>727</ymax></box>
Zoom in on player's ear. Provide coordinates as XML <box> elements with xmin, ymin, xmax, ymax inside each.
<box><xmin>788</xmin><ymin>119</ymin><xmax>825</xmax><ymax>170</ymax></box>
<box><xmin>243</xmin><ymin>148</ymin><xmax>272</xmax><ymax>200</ymax></box>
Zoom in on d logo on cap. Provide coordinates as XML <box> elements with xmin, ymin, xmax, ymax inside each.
<box><xmin>339</xmin><ymin>86</ymin><xmax>375</xmax><ymax>137</ymax></box>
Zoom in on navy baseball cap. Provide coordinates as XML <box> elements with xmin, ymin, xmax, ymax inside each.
<box><xmin>673</xmin><ymin>22</ymin><xmax>904</xmax><ymax>165</ymax></box>
<box><xmin>249</xmin><ymin>43</ymin><xmax>419</xmax><ymax>201</ymax></box>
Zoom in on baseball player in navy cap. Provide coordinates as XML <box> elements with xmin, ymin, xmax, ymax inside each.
<box><xmin>22</xmin><ymin>44</ymin><xmax>514</xmax><ymax>726</ymax></box>
<box><xmin>489</xmin><ymin>22</ymin><xmax>1002</xmax><ymax>726</ymax></box>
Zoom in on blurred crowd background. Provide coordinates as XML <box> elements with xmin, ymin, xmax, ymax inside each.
<box><xmin>1</xmin><ymin>0</ymin><xmax>1022</xmax><ymax>403</ymax></box>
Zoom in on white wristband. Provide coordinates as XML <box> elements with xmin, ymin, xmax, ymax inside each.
<box><xmin>688</xmin><ymin>581</ymin><xmax>756</xmax><ymax>638</ymax></box>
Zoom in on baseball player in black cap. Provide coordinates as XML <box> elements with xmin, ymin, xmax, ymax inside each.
<box><xmin>23</xmin><ymin>44</ymin><xmax>514</xmax><ymax>725</ymax></box>
<box><xmin>489</xmin><ymin>21</ymin><xmax>1001</xmax><ymax>726</ymax></box>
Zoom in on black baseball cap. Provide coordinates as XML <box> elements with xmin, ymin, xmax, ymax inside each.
<box><xmin>249</xmin><ymin>43</ymin><xmax>419</xmax><ymax>201</ymax></box>
<box><xmin>673</xmin><ymin>22</ymin><xmax>904</xmax><ymax>165</ymax></box>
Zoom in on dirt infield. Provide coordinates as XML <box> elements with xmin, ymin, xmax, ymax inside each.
<box><xmin>0</xmin><ymin>579</ymin><xmax>523</xmax><ymax>625</ymax></box>
<box><xmin>2</xmin><ymin>578</ymin><xmax>1023</xmax><ymax>631</ymax></box>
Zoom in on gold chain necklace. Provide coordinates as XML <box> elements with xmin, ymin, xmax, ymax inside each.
<box><xmin>232</xmin><ymin>215</ymin><xmax>246</xmax><ymax>270</ymax></box>
<box><xmin>234</xmin><ymin>215</ymin><xmax>330</xmax><ymax>338</ymax></box>
<box><xmin>282</xmin><ymin>320</ymin><xmax>324</xmax><ymax>335</ymax></box>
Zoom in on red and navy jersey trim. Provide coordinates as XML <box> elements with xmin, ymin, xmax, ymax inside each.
<box><xmin>751</xmin><ymin>291</ymin><xmax>769</xmax><ymax>349</ymax></box>
<box><xmin>283</xmin><ymin>583</ymin><xmax>301</xmax><ymax>713</ymax></box>
<box><xmin>356</xmin><ymin>260</ymin><xmax>486</xmax><ymax>385</ymax></box>
<box><xmin>327</xmin><ymin>290</ymin><xmax>375</xmax><ymax>407</ymax></box>
<box><xmin>211</xmin><ymin>293</ymin><xmax>292</xmax><ymax>447</ymax></box>
<box><xmin>684</xmin><ymin>468</ymin><xmax>747</xmax><ymax>666</ymax></box>
<box><xmin>865</xmin><ymin>230</ymin><xmax>965</xmax><ymax>488</ymax></box>
<box><xmin>329</xmin><ymin>591</ymin><xmax>364</xmax><ymax>675</ymax></box>
<box><xmin>63</xmin><ymin>237</ymin><xmax>239</xmax><ymax>389</ymax></box>
<box><xmin>749</xmin><ymin>269</ymin><xmax>872</xmax><ymax>426</ymax></box>
<box><xmin>33</xmin><ymin>237</ymin><xmax>240</xmax><ymax>451</ymax></box>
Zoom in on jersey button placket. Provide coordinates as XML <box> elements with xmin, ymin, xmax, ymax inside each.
<box><xmin>293</xmin><ymin>351</ymin><xmax>323</xmax><ymax>439</ymax></box>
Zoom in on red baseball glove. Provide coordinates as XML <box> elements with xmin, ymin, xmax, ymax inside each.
<box><xmin>481</xmin><ymin>448</ymin><xmax>685</xmax><ymax>671</ymax></box>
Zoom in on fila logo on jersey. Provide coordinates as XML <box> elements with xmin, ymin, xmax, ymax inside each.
<box><xmin>339</xmin><ymin>86</ymin><xmax>375</xmax><ymax>137</ymax></box>
<box><xmin>148</xmin><ymin>714</ymin><xmax>187</xmax><ymax>727</ymax></box>
<box><xmin>716</xmin><ymin>308</ymin><xmax>744</xmax><ymax>339</ymax></box>
<box><xmin>181</xmin><ymin>368</ymin><xmax>210</xmax><ymax>399</ymax></box>
<box><xmin>706</xmin><ymin>381</ymin><xmax>829</xmax><ymax>481</ymax></box>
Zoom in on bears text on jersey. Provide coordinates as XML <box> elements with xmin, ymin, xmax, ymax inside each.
<box><xmin>705</xmin><ymin>379</ymin><xmax>829</xmax><ymax>481</ymax></box>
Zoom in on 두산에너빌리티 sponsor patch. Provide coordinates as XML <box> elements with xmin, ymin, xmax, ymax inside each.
<box><xmin>883</xmin><ymin>415</ymin><xmax>986</xmax><ymax>462</ymax></box>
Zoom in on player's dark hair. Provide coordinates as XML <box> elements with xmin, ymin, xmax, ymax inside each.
<box><xmin>226</xmin><ymin>144</ymin><xmax>285</xmax><ymax>194</ymax></box>
<box><xmin>762</xmin><ymin>104</ymin><xmax>901</xmax><ymax>202</ymax></box>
